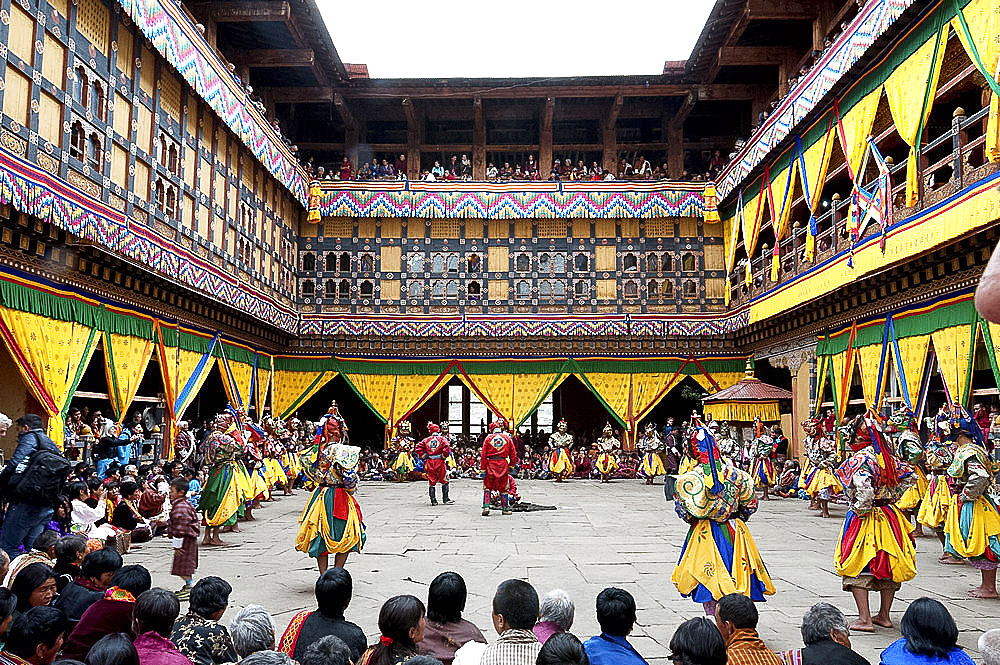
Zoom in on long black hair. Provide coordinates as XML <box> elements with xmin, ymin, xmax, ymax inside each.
<box><xmin>11</xmin><ymin>563</ymin><xmax>56</xmax><ymax>612</ymax></box>
<box><xmin>668</xmin><ymin>617</ymin><xmax>726</xmax><ymax>665</ymax></box>
<box><xmin>367</xmin><ymin>595</ymin><xmax>425</xmax><ymax>665</ymax></box>
<box><xmin>85</xmin><ymin>633</ymin><xmax>139</xmax><ymax>665</ymax></box>
<box><xmin>902</xmin><ymin>597</ymin><xmax>959</xmax><ymax>658</ymax></box>
<box><xmin>426</xmin><ymin>572</ymin><xmax>466</xmax><ymax>624</ymax></box>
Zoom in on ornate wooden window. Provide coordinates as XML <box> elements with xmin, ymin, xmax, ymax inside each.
<box><xmin>432</xmin><ymin>280</ymin><xmax>445</xmax><ymax>298</ymax></box>
<box><xmin>325</xmin><ymin>252</ymin><xmax>338</xmax><ymax>272</ymax></box>
<box><xmin>647</xmin><ymin>280</ymin><xmax>659</xmax><ymax>298</ymax></box>
<box><xmin>92</xmin><ymin>81</ymin><xmax>106</xmax><ymax>122</ymax></box>
<box><xmin>661</xmin><ymin>254</ymin><xmax>673</xmax><ymax>272</ymax></box>
<box><xmin>574</xmin><ymin>253</ymin><xmax>589</xmax><ymax>271</ymax></box>
<box><xmin>302</xmin><ymin>253</ymin><xmax>316</xmax><ymax>271</ymax></box>
<box><xmin>646</xmin><ymin>255</ymin><xmax>659</xmax><ymax>272</ymax></box>
<box><xmin>553</xmin><ymin>281</ymin><xmax>566</xmax><ymax>297</ymax></box>
<box><xmin>432</xmin><ymin>253</ymin><xmax>446</xmax><ymax>273</ymax></box>
<box><xmin>539</xmin><ymin>280</ymin><xmax>552</xmax><ymax>297</ymax></box>
<box><xmin>70</xmin><ymin>121</ymin><xmax>85</xmax><ymax>160</ymax></box>
<box><xmin>682</xmin><ymin>253</ymin><xmax>696</xmax><ymax>272</ymax></box>
<box><xmin>539</xmin><ymin>253</ymin><xmax>551</xmax><ymax>273</ymax></box>
<box><xmin>338</xmin><ymin>279</ymin><xmax>350</xmax><ymax>299</ymax></box>
<box><xmin>552</xmin><ymin>254</ymin><xmax>566</xmax><ymax>272</ymax></box>
<box><xmin>302</xmin><ymin>280</ymin><xmax>315</xmax><ymax>296</ymax></box>
<box><xmin>446</xmin><ymin>280</ymin><xmax>459</xmax><ymax>297</ymax></box>
<box><xmin>515</xmin><ymin>253</ymin><xmax>530</xmax><ymax>272</ymax></box>
<box><xmin>360</xmin><ymin>254</ymin><xmax>375</xmax><ymax>272</ymax></box>
<box><xmin>408</xmin><ymin>253</ymin><xmax>425</xmax><ymax>272</ymax></box>
<box><xmin>624</xmin><ymin>280</ymin><xmax>639</xmax><ymax>299</ymax></box>
<box><xmin>154</xmin><ymin>179</ymin><xmax>166</xmax><ymax>212</ymax></box>
<box><xmin>87</xmin><ymin>133</ymin><xmax>102</xmax><ymax>170</ymax></box>
<box><xmin>467</xmin><ymin>254</ymin><xmax>481</xmax><ymax>272</ymax></box>
<box><xmin>359</xmin><ymin>280</ymin><xmax>374</xmax><ymax>298</ymax></box>
<box><xmin>339</xmin><ymin>253</ymin><xmax>351</xmax><ymax>272</ymax></box>
<box><xmin>165</xmin><ymin>185</ymin><xmax>177</xmax><ymax>219</ymax></box>
<box><xmin>467</xmin><ymin>281</ymin><xmax>482</xmax><ymax>297</ymax></box>
<box><xmin>683</xmin><ymin>279</ymin><xmax>698</xmax><ymax>297</ymax></box>
<box><xmin>516</xmin><ymin>280</ymin><xmax>531</xmax><ymax>298</ymax></box>
<box><xmin>623</xmin><ymin>253</ymin><xmax>638</xmax><ymax>271</ymax></box>
<box><xmin>408</xmin><ymin>281</ymin><xmax>423</xmax><ymax>298</ymax></box>
<box><xmin>324</xmin><ymin>280</ymin><xmax>337</xmax><ymax>298</ymax></box>
<box><xmin>75</xmin><ymin>66</ymin><xmax>89</xmax><ymax>105</ymax></box>
<box><xmin>574</xmin><ymin>281</ymin><xmax>589</xmax><ymax>296</ymax></box>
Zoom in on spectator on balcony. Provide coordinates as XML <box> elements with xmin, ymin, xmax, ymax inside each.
<box><xmin>431</xmin><ymin>161</ymin><xmax>445</xmax><ymax>178</ymax></box>
<box><xmin>709</xmin><ymin>150</ymin><xmax>725</xmax><ymax>177</ymax></box>
<box><xmin>377</xmin><ymin>159</ymin><xmax>394</xmax><ymax>180</ymax></box>
<box><xmin>500</xmin><ymin>163</ymin><xmax>513</xmax><ymax>181</ymax></box>
<box><xmin>486</xmin><ymin>163</ymin><xmax>498</xmax><ymax>181</ymax></box>
<box><xmin>339</xmin><ymin>157</ymin><xmax>352</xmax><ymax>181</ymax></box>
<box><xmin>525</xmin><ymin>155</ymin><xmax>538</xmax><ymax>179</ymax></box>
<box><xmin>618</xmin><ymin>159</ymin><xmax>633</xmax><ymax>179</ymax></box>
<box><xmin>421</xmin><ymin>170</ymin><xmax>435</xmax><ymax>182</ymax></box>
<box><xmin>395</xmin><ymin>154</ymin><xmax>407</xmax><ymax>179</ymax></box>
<box><xmin>603</xmin><ymin>168</ymin><xmax>615</xmax><ymax>181</ymax></box>
<box><xmin>460</xmin><ymin>155</ymin><xmax>471</xmax><ymax>179</ymax></box>
<box><xmin>513</xmin><ymin>167</ymin><xmax>525</xmax><ymax>181</ymax></box>
<box><xmin>549</xmin><ymin>161</ymin><xmax>562</xmax><ymax>181</ymax></box>
<box><xmin>449</xmin><ymin>155</ymin><xmax>459</xmax><ymax>176</ymax></box>
<box><xmin>357</xmin><ymin>162</ymin><xmax>370</xmax><ymax>180</ymax></box>
<box><xmin>660</xmin><ymin>162</ymin><xmax>670</xmax><ymax>179</ymax></box>
<box><xmin>635</xmin><ymin>155</ymin><xmax>651</xmax><ymax>179</ymax></box>
<box><xmin>560</xmin><ymin>159</ymin><xmax>573</xmax><ymax>178</ymax></box>
<box><xmin>576</xmin><ymin>161</ymin><xmax>588</xmax><ymax>178</ymax></box>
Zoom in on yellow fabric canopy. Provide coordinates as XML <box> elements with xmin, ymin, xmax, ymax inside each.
<box><xmin>892</xmin><ymin>335</ymin><xmax>930</xmax><ymax>411</ymax></box>
<box><xmin>693</xmin><ymin>372</ymin><xmax>749</xmax><ymax>396</ymax></box>
<box><xmin>882</xmin><ymin>27</ymin><xmax>948</xmax><ymax>206</ymax></box>
<box><xmin>273</xmin><ymin>370</ymin><xmax>338</xmax><ymax>420</ymax></box>
<box><xmin>741</xmin><ymin>188</ymin><xmax>766</xmax><ymax>281</ymax></box>
<box><xmin>255</xmin><ymin>355</ymin><xmax>273</xmax><ymax>415</ymax></box>
<box><xmin>830</xmin><ymin>349</ymin><xmax>856</xmax><ymax>421</ymax></box>
<box><xmin>800</xmin><ymin>124</ymin><xmax>836</xmax><ymax>261</ymax></box>
<box><xmin>768</xmin><ymin>162</ymin><xmax>799</xmax><ymax>281</ymax></box>
<box><xmin>839</xmin><ymin>87</ymin><xmax>882</xmax><ymax>179</ymax></box>
<box><xmin>574</xmin><ymin>372</ymin><xmax>632</xmax><ymax>428</ymax></box>
<box><xmin>0</xmin><ymin>307</ymin><xmax>99</xmax><ymax>448</ymax></box>
<box><xmin>703</xmin><ymin>401</ymin><xmax>781</xmax><ymax>423</ymax></box>
<box><xmin>932</xmin><ymin>324</ymin><xmax>975</xmax><ymax>405</ymax></box>
<box><xmin>952</xmin><ymin>0</ymin><xmax>1000</xmax><ymax>162</ymax></box>
<box><xmin>343</xmin><ymin>373</ymin><xmax>449</xmax><ymax>427</ymax></box>
<box><xmin>103</xmin><ymin>333</ymin><xmax>154</xmax><ymax>423</ymax></box>
<box><xmin>460</xmin><ymin>372</ymin><xmax>567</xmax><ymax>430</ymax></box>
<box><xmin>217</xmin><ymin>357</ymin><xmax>255</xmax><ymax>410</ymax></box>
<box><xmin>856</xmin><ymin>344</ymin><xmax>888</xmax><ymax>409</ymax></box>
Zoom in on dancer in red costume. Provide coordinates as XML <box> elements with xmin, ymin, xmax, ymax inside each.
<box><xmin>415</xmin><ymin>422</ymin><xmax>453</xmax><ymax>506</ymax></box>
<box><xmin>481</xmin><ymin>420</ymin><xmax>517</xmax><ymax>516</ymax></box>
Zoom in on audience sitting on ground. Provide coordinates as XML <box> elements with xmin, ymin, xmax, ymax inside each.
<box><xmin>54</xmin><ymin>548</ymin><xmax>123</xmax><ymax>626</ymax></box>
<box><xmin>85</xmin><ymin>632</ymin><xmax>139</xmax><ymax>665</ymax></box>
<box><xmin>132</xmin><ymin>588</ymin><xmax>187</xmax><ymax>665</ymax></box>
<box><xmin>786</xmin><ymin>602</ymin><xmax>869</xmax><ymax>665</ymax></box>
<box><xmin>880</xmin><ymin>598</ymin><xmax>973</xmax><ymax>665</ymax></box>
<box><xmin>582</xmin><ymin>587</ymin><xmax>646</xmax><ymax>665</ymax></box>
<box><xmin>171</xmin><ymin>576</ymin><xmax>238</xmax><ymax>665</ymax></box>
<box><xmin>238</xmin><ymin>651</ymin><xmax>295</xmax><ymax>665</ymax></box>
<box><xmin>714</xmin><ymin>593</ymin><xmax>781</xmax><ymax>665</ymax></box>
<box><xmin>278</xmin><ymin>567</ymin><xmax>366</xmax><ymax>663</ymax></box>
<box><xmin>10</xmin><ymin>562</ymin><xmax>57</xmax><ymax>618</ymax></box>
<box><xmin>298</xmin><ymin>636</ymin><xmax>352</xmax><ymax>665</ymax></box>
<box><xmin>0</xmin><ymin>588</ymin><xmax>16</xmax><ymax>644</ymax></box>
<box><xmin>668</xmin><ymin>617</ymin><xmax>727</xmax><ymax>665</ymax></box>
<box><xmin>359</xmin><ymin>595</ymin><xmax>425</xmax><ymax>665</ymax></box>
<box><xmin>4</xmin><ymin>531</ymin><xmax>59</xmax><ymax>587</ymax></box>
<box><xmin>417</xmin><ymin>572</ymin><xmax>484</xmax><ymax>665</ymax></box>
<box><xmin>52</xmin><ymin>535</ymin><xmax>88</xmax><ymax>592</ymax></box>
<box><xmin>981</xmin><ymin>629</ymin><xmax>1000</xmax><ymax>665</ymax></box>
<box><xmin>63</xmin><ymin>565</ymin><xmax>152</xmax><ymax>661</ymax></box>
<box><xmin>533</xmin><ymin>589</ymin><xmax>574</xmax><ymax>646</ymax></box>
<box><xmin>230</xmin><ymin>605</ymin><xmax>277</xmax><ymax>659</ymax></box>
<box><xmin>1</xmin><ymin>606</ymin><xmax>68</xmax><ymax>665</ymax></box>
<box><xmin>476</xmin><ymin>579</ymin><xmax>540</xmax><ymax>665</ymax></box>
<box><xmin>536</xmin><ymin>631</ymin><xmax>589</xmax><ymax>665</ymax></box>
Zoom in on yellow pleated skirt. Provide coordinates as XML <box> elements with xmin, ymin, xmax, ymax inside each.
<box><xmin>596</xmin><ymin>453</ymin><xmax>618</xmax><ymax>475</ymax></box>
<box><xmin>235</xmin><ymin>461</ymin><xmax>253</xmax><ymax>502</ymax></box>
<box><xmin>641</xmin><ymin>452</ymin><xmax>666</xmax><ymax>477</ymax></box>
<box><xmin>896</xmin><ymin>467</ymin><xmax>928</xmax><ymax>511</ymax></box>
<box><xmin>550</xmin><ymin>448</ymin><xmax>573</xmax><ymax>475</ymax></box>
<box><xmin>672</xmin><ymin>518</ymin><xmax>775</xmax><ymax>602</ymax></box>
<box><xmin>944</xmin><ymin>495</ymin><xmax>1000</xmax><ymax>559</ymax></box>
<box><xmin>835</xmin><ymin>504</ymin><xmax>917</xmax><ymax>583</ymax></box>
<box><xmin>805</xmin><ymin>468</ymin><xmax>842</xmax><ymax>497</ymax></box>
<box><xmin>679</xmin><ymin>456</ymin><xmax>699</xmax><ymax>475</ymax></box>
<box><xmin>917</xmin><ymin>475</ymin><xmax>951</xmax><ymax>529</ymax></box>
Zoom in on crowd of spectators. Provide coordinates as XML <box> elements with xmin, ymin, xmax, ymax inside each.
<box><xmin>0</xmin><ymin>555</ymin><xmax>990</xmax><ymax>665</ymax></box>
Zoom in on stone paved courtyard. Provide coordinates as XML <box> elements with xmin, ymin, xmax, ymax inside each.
<box><xmin>131</xmin><ymin>478</ymin><xmax>998</xmax><ymax>664</ymax></box>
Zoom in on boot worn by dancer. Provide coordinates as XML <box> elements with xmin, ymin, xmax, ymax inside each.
<box><xmin>482</xmin><ymin>489</ymin><xmax>491</xmax><ymax>516</ymax></box>
<box><xmin>442</xmin><ymin>484</ymin><xmax>454</xmax><ymax>505</ymax></box>
<box><xmin>501</xmin><ymin>493</ymin><xmax>511</xmax><ymax>516</ymax></box>
<box><xmin>429</xmin><ymin>485</ymin><xmax>438</xmax><ymax>506</ymax></box>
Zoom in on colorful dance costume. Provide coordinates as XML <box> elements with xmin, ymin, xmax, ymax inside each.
<box><xmin>749</xmin><ymin>419</ymin><xmax>776</xmax><ymax>489</ymax></box>
<box><xmin>295</xmin><ymin>412</ymin><xmax>365</xmax><ymax>559</ymax></box>
<box><xmin>549</xmin><ymin>419</ymin><xmax>575</xmax><ymax>478</ymax></box>
<box><xmin>888</xmin><ymin>409</ymin><xmax>927</xmax><ymax>512</ymax></box>
<box><xmin>715</xmin><ymin>422</ymin><xmax>739</xmax><ymax>468</ymax></box>
<box><xmin>671</xmin><ymin>420</ymin><xmax>775</xmax><ymax>608</ymax></box>
<box><xmin>638</xmin><ymin>423</ymin><xmax>667</xmax><ymax>479</ymax></box>
<box><xmin>388</xmin><ymin>422</ymin><xmax>415</xmax><ymax>480</ymax></box>
<box><xmin>415</xmin><ymin>422</ymin><xmax>452</xmax><ymax>505</ymax></box>
<box><xmin>595</xmin><ymin>423</ymin><xmax>620</xmax><ymax>480</ymax></box>
<box><xmin>481</xmin><ymin>421</ymin><xmax>517</xmax><ymax>516</ymax></box>
<box><xmin>943</xmin><ymin>410</ymin><xmax>1000</xmax><ymax>569</ymax></box>
<box><xmin>200</xmin><ymin>417</ymin><xmax>244</xmax><ymax>528</ymax></box>
<box><xmin>834</xmin><ymin>413</ymin><xmax>916</xmax><ymax>592</ymax></box>
<box><xmin>917</xmin><ymin>413</ymin><xmax>956</xmax><ymax>532</ymax></box>
<box><xmin>803</xmin><ymin>419</ymin><xmax>841</xmax><ymax>500</ymax></box>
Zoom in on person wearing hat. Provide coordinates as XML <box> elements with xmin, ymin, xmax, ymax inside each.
<box><xmin>834</xmin><ymin>411</ymin><xmax>916</xmax><ymax>633</ymax></box>
<box><xmin>594</xmin><ymin>424</ymin><xmax>620</xmax><ymax>483</ymax></box>
<box><xmin>942</xmin><ymin>405</ymin><xmax>1000</xmax><ymax>598</ymax></box>
<box><xmin>296</xmin><ymin>412</ymin><xmax>365</xmax><ymax>572</ymax></box>
<box><xmin>637</xmin><ymin>422</ymin><xmax>666</xmax><ymax>486</ymax></box>
<box><xmin>548</xmin><ymin>419</ymin><xmax>574</xmax><ymax>483</ymax></box>
<box><xmin>415</xmin><ymin>423</ymin><xmax>452</xmax><ymax>506</ymax></box>
<box><xmin>0</xmin><ymin>415</ymin><xmax>61</xmax><ymax>558</ymax></box>
<box><xmin>481</xmin><ymin>421</ymin><xmax>516</xmax><ymax>516</ymax></box>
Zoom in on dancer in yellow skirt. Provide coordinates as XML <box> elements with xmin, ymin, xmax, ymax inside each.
<box><xmin>886</xmin><ymin>407</ymin><xmax>927</xmax><ymax>536</ymax></box>
<box><xmin>594</xmin><ymin>423</ymin><xmax>620</xmax><ymax>483</ymax></box>
<box><xmin>671</xmin><ymin>416</ymin><xmax>774</xmax><ymax>615</ymax></box>
<box><xmin>199</xmin><ymin>414</ymin><xmax>244</xmax><ymax>547</ymax></box>
<box><xmin>918</xmin><ymin>408</ymin><xmax>961</xmax><ymax>564</ymax></box>
<box><xmin>942</xmin><ymin>406</ymin><xmax>1000</xmax><ymax>598</ymax></box>
<box><xmin>802</xmin><ymin>417</ymin><xmax>841</xmax><ymax>518</ymax></box>
<box><xmin>834</xmin><ymin>412</ymin><xmax>916</xmax><ymax>633</ymax></box>
<box><xmin>296</xmin><ymin>404</ymin><xmax>364</xmax><ymax>573</ymax></box>
<box><xmin>749</xmin><ymin>418</ymin><xmax>776</xmax><ymax>500</ymax></box>
<box><xmin>637</xmin><ymin>422</ymin><xmax>666</xmax><ymax>485</ymax></box>
<box><xmin>548</xmin><ymin>419</ymin><xmax>575</xmax><ymax>482</ymax></box>
<box><xmin>387</xmin><ymin>421</ymin><xmax>416</xmax><ymax>481</ymax></box>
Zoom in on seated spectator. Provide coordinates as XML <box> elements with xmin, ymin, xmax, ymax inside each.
<box><xmin>431</xmin><ymin>162</ymin><xmax>445</xmax><ymax>178</ymax></box>
<box><xmin>359</xmin><ymin>595</ymin><xmax>425</xmax><ymax>665</ymax></box>
<box><xmin>63</xmin><ymin>565</ymin><xmax>152</xmax><ymax>660</ymax></box>
<box><xmin>880</xmin><ymin>598</ymin><xmax>973</xmax><ymax>665</ymax></box>
<box><xmin>240</xmin><ymin>653</ymin><xmax>294</xmax><ymax>665</ymax></box>
<box><xmin>4</xmin><ymin>531</ymin><xmax>59</xmax><ymax>587</ymax></box>
<box><xmin>714</xmin><ymin>593</ymin><xmax>781</xmax><ymax>665</ymax></box>
<box><xmin>419</xmin><ymin>572</ymin><xmax>484</xmax><ymax>664</ymax></box>
<box><xmin>667</xmin><ymin>617</ymin><xmax>726</xmax><ymax>665</ymax></box>
<box><xmin>788</xmin><ymin>602</ymin><xmax>869</xmax><ymax>665</ymax></box>
<box><xmin>299</xmin><ymin>636</ymin><xmax>351</xmax><ymax>665</ymax></box>
<box><xmin>85</xmin><ymin>633</ymin><xmax>139</xmax><ymax>665</ymax></box>
<box><xmin>1</xmin><ymin>606</ymin><xmax>68</xmax><ymax>665</ymax></box>
<box><xmin>536</xmin><ymin>632</ymin><xmax>588</xmax><ymax>665</ymax></box>
<box><xmin>11</xmin><ymin>563</ymin><xmax>58</xmax><ymax>617</ymax></box>
<box><xmin>171</xmin><ymin>577</ymin><xmax>237</xmax><ymax>665</ymax></box>
<box><xmin>582</xmin><ymin>588</ymin><xmax>646</xmax><ymax>665</ymax></box>
<box><xmin>533</xmin><ymin>589</ymin><xmax>574</xmax><ymax>646</ymax></box>
<box><xmin>53</xmin><ymin>535</ymin><xmax>88</xmax><ymax>592</ymax></box>
<box><xmin>481</xmin><ymin>580</ymin><xmax>540</xmax><ymax>665</ymax></box>
<box><xmin>339</xmin><ymin>157</ymin><xmax>352</xmax><ymax>181</ymax></box>
<box><xmin>131</xmin><ymin>589</ymin><xmax>187</xmax><ymax>665</ymax></box>
<box><xmin>980</xmin><ymin>629</ymin><xmax>1000</xmax><ymax>665</ymax></box>
<box><xmin>0</xmin><ymin>588</ymin><xmax>16</xmax><ymax>642</ymax></box>
<box><xmin>277</xmin><ymin>568</ymin><xmax>365</xmax><ymax>663</ymax></box>
<box><xmin>55</xmin><ymin>548</ymin><xmax>123</xmax><ymax>625</ymax></box>
<box><xmin>110</xmin><ymin>483</ymin><xmax>153</xmax><ymax>544</ymax></box>
<box><xmin>486</xmin><ymin>163</ymin><xmax>498</xmax><ymax>181</ymax></box>
<box><xmin>230</xmin><ymin>605</ymin><xmax>275</xmax><ymax>659</ymax></box>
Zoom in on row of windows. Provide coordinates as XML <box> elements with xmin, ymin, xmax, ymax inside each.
<box><xmin>300</xmin><ymin>278</ymin><xmax>702</xmax><ymax>300</ymax></box>
<box><xmin>300</xmin><ymin>251</ymin><xmax>700</xmax><ymax>273</ymax></box>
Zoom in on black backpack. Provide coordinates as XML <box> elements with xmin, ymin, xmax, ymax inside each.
<box><xmin>8</xmin><ymin>447</ymin><xmax>71</xmax><ymax>507</ymax></box>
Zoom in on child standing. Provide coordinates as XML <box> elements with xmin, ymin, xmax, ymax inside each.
<box><xmin>168</xmin><ymin>477</ymin><xmax>200</xmax><ymax>599</ymax></box>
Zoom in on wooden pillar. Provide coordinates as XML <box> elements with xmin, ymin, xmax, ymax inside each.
<box><xmin>666</xmin><ymin>124</ymin><xmax>684</xmax><ymax>178</ymax></box>
<box><xmin>602</xmin><ymin>95</ymin><xmax>623</xmax><ymax>173</ymax></box>
<box><xmin>335</xmin><ymin>93</ymin><xmax>359</xmax><ymax>169</ymax></box>
<box><xmin>403</xmin><ymin>98</ymin><xmax>420</xmax><ymax>179</ymax></box>
<box><xmin>790</xmin><ymin>357</ymin><xmax>811</xmax><ymax>459</ymax></box>
<box><xmin>540</xmin><ymin>97</ymin><xmax>554</xmax><ymax>177</ymax></box>
<box><xmin>473</xmin><ymin>96</ymin><xmax>486</xmax><ymax>180</ymax></box>
<box><xmin>812</xmin><ymin>0</ymin><xmax>834</xmax><ymax>53</ymax></box>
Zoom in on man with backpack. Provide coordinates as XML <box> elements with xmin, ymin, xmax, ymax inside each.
<box><xmin>1</xmin><ymin>414</ymin><xmax>68</xmax><ymax>558</ymax></box>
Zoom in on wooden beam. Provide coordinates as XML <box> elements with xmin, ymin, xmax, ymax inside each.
<box><xmin>670</xmin><ymin>91</ymin><xmax>697</xmax><ymax>131</ymax></box>
<box><xmin>540</xmin><ymin>97</ymin><xmax>555</xmax><ymax>175</ymax></box>
<box><xmin>717</xmin><ymin>46</ymin><xmax>800</xmax><ymax>67</ymax></box>
<box><xmin>189</xmin><ymin>1</ymin><xmax>291</xmax><ymax>22</ymax></box>
<box><xmin>230</xmin><ymin>49</ymin><xmax>315</xmax><ymax>68</ymax></box>
<box><xmin>605</xmin><ymin>95</ymin><xmax>624</xmax><ymax>131</ymax></box>
<box><xmin>335</xmin><ymin>93</ymin><xmax>358</xmax><ymax>166</ymax></box>
<box><xmin>696</xmin><ymin>84</ymin><xmax>771</xmax><ymax>101</ymax></box>
<box><xmin>747</xmin><ymin>0</ymin><xmax>817</xmax><ymax>21</ymax></box>
<box><xmin>338</xmin><ymin>84</ymin><xmax>699</xmax><ymax>100</ymax></box>
<box><xmin>473</xmin><ymin>97</ymin><xmax>486</xmax><ymax>180</ymax></box>
<box><xmin>333</xmin><ymin>94</ymin><xmax>357</xmax><ymax>131</ymax></box>
<box><xmin>403</xmin><ymin>98</ymin><xmax>420</xmax><ymax>179</ymax></box>
<box><xmin>261</xmin><ymin>87</ymin><xmax>333</xmax><ymax>103</ymax></box>
<box><xmin>603</xmin><ymin>95</ymin><xmax>622</xmax><ymax>172</ymax></box>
